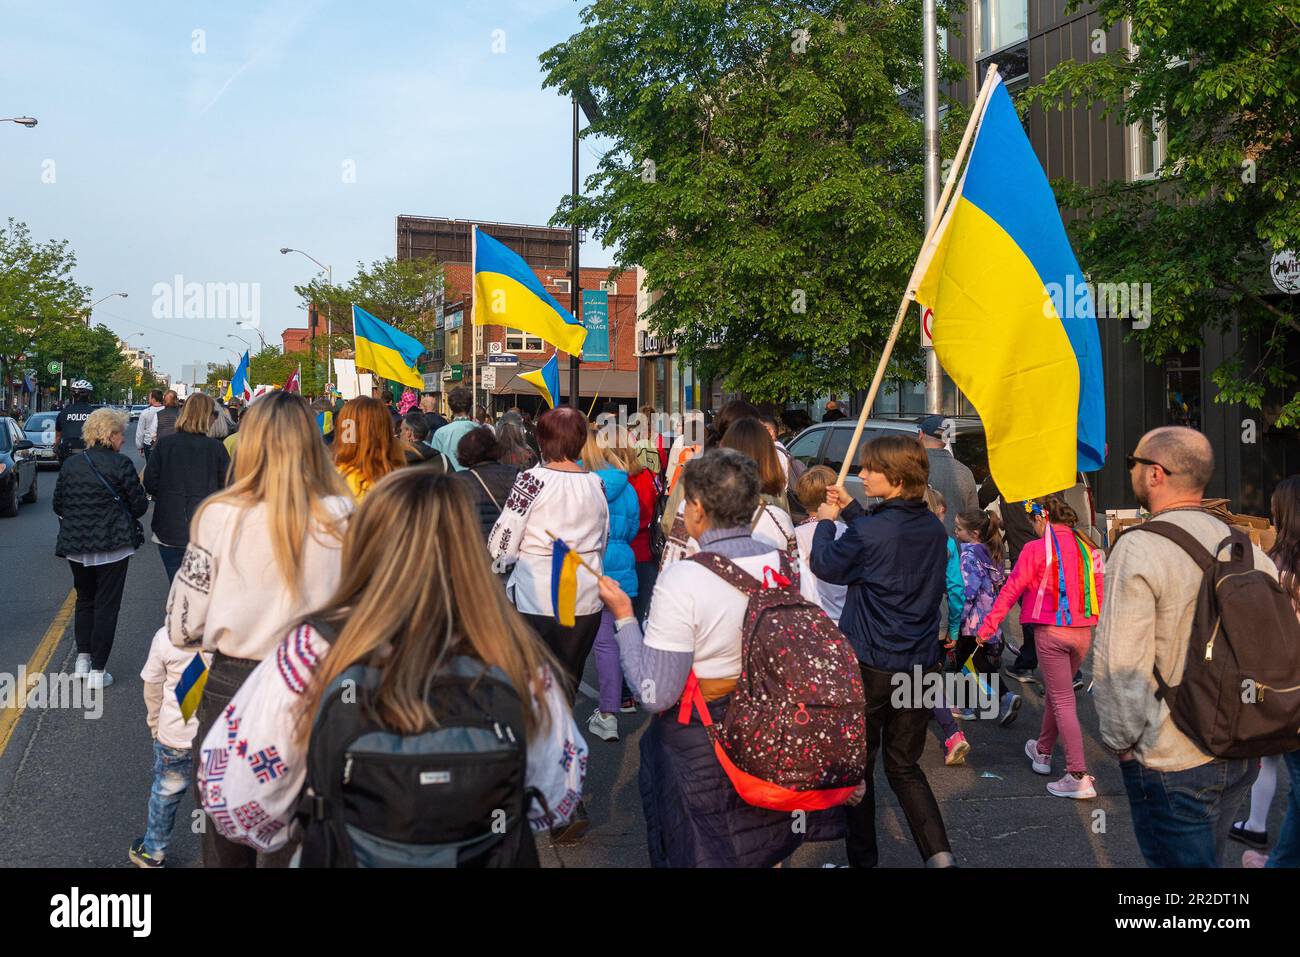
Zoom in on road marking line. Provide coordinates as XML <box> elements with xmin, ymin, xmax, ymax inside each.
<box><xmin>0</xmin><ymin>588</ymin><xmax>76</xmax><ymax>760</ymax></box>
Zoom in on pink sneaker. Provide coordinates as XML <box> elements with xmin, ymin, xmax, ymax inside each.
<box><xmin>944</xmin><ymin>731</ymin><xmax>970</xmax><ymax>766</ymax></box>
<box><xmin>1242</xmin><ymin>849</ymin><xmax>1268</xmax><ymax>868</ymax></box>
<box><xmin>1025</xmin><ymin>738</ymin><xmax>1052</xmax><ymax>775</ymax></box>
<box><xmin>1046</xmin><ymin>772</ymin><xmax>1097</xmax><ymax>799</ymax></box>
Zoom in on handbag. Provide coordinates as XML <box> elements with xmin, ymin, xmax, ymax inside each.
<box><xmin>83</xmin><ymin>450</ymin><xmax>145</xmax><ymax>549</ymax></box>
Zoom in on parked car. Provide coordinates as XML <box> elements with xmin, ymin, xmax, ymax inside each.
<box><xmin>0</xmin><ymin>417</ymin><xmax>38</xmax><ymax>517</ymax></box>
<box><xmin>787</xmin><ymin>415</ymin><xmax>1101</xmax><ymax>545</ymax></box>
<box><xmin>21</xmin><ymin>411</ymin><xmax>60</xmax><ymax>468</ymax></box>
<box><xmin>130</xmin><ymin>404</ymin><xmax>147</xmax><ymax>421</ymax></box>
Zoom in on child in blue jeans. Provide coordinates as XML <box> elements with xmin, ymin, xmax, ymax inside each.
<box><xmin>130</xmin><ymin>627</ymin><xmax>210</xmax><ymax>868</ymax></box>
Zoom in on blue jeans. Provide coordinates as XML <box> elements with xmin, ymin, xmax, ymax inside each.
<box><xmin>159</xmin><ymin>544</ymin><xmax>186</xmax><ymax>584</ymax></box>
<box><xmin>143</xmin><ymin>739</ymin><xmax>193</xmax><ymax>859</ymax></box>
<box><xmin>1268</xmin><ymin>749</ymin><xmax>1300</xmax><ymax>868</ymax></box>
<box><xmin>1121</xmin><ymin>756</ymin><xmax>1257</xmax><ymax>867</ymax></box>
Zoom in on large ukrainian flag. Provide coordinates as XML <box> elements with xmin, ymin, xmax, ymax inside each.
<box><xmin>352</xmin><ymin>305</ymin><xmax>425</xmax><ymax>390</ymax></box>
<box><xmin>916</xmin><ymin>73</ymin><xmax>1105</xmax><ymax>502</ymax></box>
<box><xmin>473</xmin><ymin>228</ymin><xmax>588</xmax><ymax>356</ymax></box>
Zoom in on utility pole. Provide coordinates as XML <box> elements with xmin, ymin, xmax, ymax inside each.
<box><xmin>570</xmin><ymin>94</ymin><xmax>581</xmax><ymax>410</ymax></box>
<box><xmin>922</xmin><ymin>0</ymin><xmax>944</xmax><ymax>414</ymax></box>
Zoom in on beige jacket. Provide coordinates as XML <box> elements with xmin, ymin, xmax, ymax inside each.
<box><xmin>1093</xmin><ymin>509</ymin><xmax>1278</xmax><ymax>772</ymax></box>
<box><xmin>165</xmin><ymin>496</ymin><xmax>352</xmax><ymax>661</ymax></box>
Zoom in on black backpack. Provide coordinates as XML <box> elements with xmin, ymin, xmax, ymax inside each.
<box><xmin>295</xmin><ymin>620</ymin><xmax>541</xmax><ymax>867</ymax></box>
<box><xmin>1130</xmin><ymin>522</ymin><xmax>1300</xmax><ymax>759</ymax></box>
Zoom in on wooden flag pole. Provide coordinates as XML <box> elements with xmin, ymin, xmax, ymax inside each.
<box><xmin>544</xmin><ymin>528</ymin><xmax>601</xmax><ymax>577</ymax></box>
<box><xmin>835</xmin><ymin>65</ymin><xmax>1001</xmax><ymax>489</ymax></box>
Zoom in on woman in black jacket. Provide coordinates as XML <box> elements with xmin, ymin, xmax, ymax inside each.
<box><xmin>143</xmin><ymin>392</ymin><xmax>230</xmax><ymax>582</ymax></box>
<box><xmin>52</xmin><ymin>407</ymin><xmax>148</xmax><ymax>688</ymax></box>
<box><xmin>451</xmin><ymin>426</ymin><xmax>518</xmax><ymax>540</ymax></box>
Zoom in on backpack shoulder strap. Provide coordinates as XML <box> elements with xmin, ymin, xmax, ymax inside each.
<box><xmin>1126</xmin><ymin>520</ymin><xmax>1215</xmax><ymax>572</ymax></box>
<box><xmin>687</xmin><ymin>551</ymin><xmax>763</xmax><ymax>598</ymax></box>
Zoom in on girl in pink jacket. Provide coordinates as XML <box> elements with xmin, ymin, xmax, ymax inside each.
<box><xmin>978</xmin><ymin>495</ymin><xmax>1104</xmax><ymax>799</ymax></box>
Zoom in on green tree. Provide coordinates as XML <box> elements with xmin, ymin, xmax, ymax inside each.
<box><xmin>205</xmin><ymin>360</ymin><xmax>235</xmax><ymax>396</ymax></box>
<box><xmin>293</xmin><ymin>255</ymin><xmax>445</xmax><ymax>388</ymax></box>
<box><xmin>1022</xmin><ymin>0</ymin><xmax>1300</xmax><ymax>421</ymax></box>
<box><xmin>540</xmin><ymin>0</ymin><xmax>965</xmax><ymax>402</ymax></box>
<box><xmin>0</xmin><ymin>219</ymin><xmax>92</xmax><ymax>407</ymax></box>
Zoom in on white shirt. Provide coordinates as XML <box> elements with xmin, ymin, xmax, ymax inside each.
<box><xmin>141</xmin><ymin>627</ymin><xmax>212</xmax><ymax>749</ymax></box>
<box><xmin>644</xmin><ymin>549</ymin><xmax>817</xmax><ymax>679</ymax></box>
<box><xmin>136</xmin><ymin>404</ymin><xmax>160</xmax><ymax>450</ymax></box>
<box><xmin>794</xmin><ymin>519</ymin><xmax>849</xmax><ymax>623</ymax></box>
<box><xmin>488</xmin><ymin>467</ymin><xmax>609</xmax><ymax>616</ymax></box>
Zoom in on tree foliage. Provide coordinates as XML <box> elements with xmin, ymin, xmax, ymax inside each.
<box><xmin>541</xmin><ymin>0</ymin><xmax>965</xmax><ymax>402</ymax></box>
<box><xmin>1022</xmin><ymin>0</ymin><xmax>1300</xmax><ymax>422</ymax></box>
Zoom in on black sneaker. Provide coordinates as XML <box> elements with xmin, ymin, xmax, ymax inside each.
<box><xmin>1229</xmin><ymin>823</ymin><xmax>1269</xmax><ymax>849</ymax></box>
<box><xmin>1004</xmin><ymin>667</ymin><xmax>1036</xmax><ymax>685</ymax></box>
<box><xmin>550</xmin><ymin>801</ymin><xmax>590</xmax><ymax>846</ymax></box>
<box><xmin>129</xmin><ymin>838</ymin><xmax>163</xmax><ymax>869</ymax></box>
<box><xmin>1073</xmin><ymin>672</ymin><xmax>1086</xmax><ymax>692</ymax></box>
<box><xmin>619</xmin><ymin>696</ymin><xmax>638</xmax><ymax>714</ymax></box>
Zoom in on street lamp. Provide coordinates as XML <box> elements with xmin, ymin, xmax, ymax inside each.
<box><xmin>281</xmin><ymin>247</ymin><xmax>333</xmax><ymax>389</ymax></box>
<box><xmin>1</xmin><ymin>117</ymin><xmax>37</xmax><ymax>128</ymax></box>
<box><xmin>226</xmin><ymin>333</ymin><xmax>251</xmax><ymax>351</ymax></box>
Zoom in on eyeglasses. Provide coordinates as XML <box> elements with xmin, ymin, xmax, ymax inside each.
<box><xmin>1126</xmin><ymin>454</ymin><xmax>1174</xmax><ymax>475</ymax></box>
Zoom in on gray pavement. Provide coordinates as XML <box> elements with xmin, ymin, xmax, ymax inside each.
<box><xmin>0</xmin><ymin>424</ymin><xmax>1282</xmax><ymax>867</ymax></box>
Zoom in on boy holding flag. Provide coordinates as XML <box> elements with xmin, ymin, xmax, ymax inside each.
<box><xmin>129</xmin><ymin>627</ymin><xmax>211</xmax><ymax>868</ymax></box>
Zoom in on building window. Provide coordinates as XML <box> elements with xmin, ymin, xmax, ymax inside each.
<box><xmin>1130</xmin><ymin>115</ymin><xmax>1167</xmax><ymax>180</ymax></box>
<box><xmin>447</xmin><ymin>329</ymin><xmax>461</xmax><ymax>358</ymax></box>
<box><xmin>505</xmin><ymin>328</ymin><xmax>545</xmax><ymax>352</ymax></box>
<box><xmin>1166</xmin><ymin>348</ymin><xmax>1201</xmax><ymax>430</ymax></box>
<box><xmin>974</xmin><ymin>0</ymin><xmax>1027</xmax><ymax>56</ymax></box>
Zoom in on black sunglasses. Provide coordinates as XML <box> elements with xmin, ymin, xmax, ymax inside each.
<box><xmin>1126</xmin><ymin>454</ymin><xmax>1174</xmax><ymax>476</ymax></box>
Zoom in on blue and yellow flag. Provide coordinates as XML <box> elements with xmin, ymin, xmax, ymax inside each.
<box><xmin>961</xmin><ymin>653</ymin><xmax>997</xmax><ymax>707</ymax></box>
<box><xmin>550</xmin><ymin>538</ymin><xmax>581</xmax><ymax>627</ymax></box>
<box><xmin>473</xmin><ymin>228</ymin><xmax>588</xmax><ymax>356</ymax></box>
<box><xmin>916</xmin><ymin>72</ymin><xmax>1105</xmax><ymax>502</ymax></box>
<box><xmin>352</xmin><ymin>305</ymin><xmax>425</xmax><ymax>390</ymax></box>
<box><xmin>520</xmin><ymin>352</ymin><xmax>561</xmax><ymax>409</ymax></box>
<box><xmin>226</xmin><ymin>351</ymin><xmax>251</xmax><ymax>404</ymax></box>
<box><xmin>176</xmin><ymin>653</ymin><xmax>208</xmax><ymax>723</ymax></box>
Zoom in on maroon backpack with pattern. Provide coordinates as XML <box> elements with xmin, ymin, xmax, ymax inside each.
<box><xmin>680</xmin><ymin>550</ymin><xmax>867</xmax><ymax>811</ymax></box>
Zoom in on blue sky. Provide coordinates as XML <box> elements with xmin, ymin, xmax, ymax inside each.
<box><xmin>1</xmin><ymin>0</ymin><xmax>608</xmax><ymax>380</ymax></box>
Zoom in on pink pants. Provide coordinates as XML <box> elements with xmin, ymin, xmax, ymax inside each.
<box><xmin>1035</xmin><ymin>624</ymin><xmax>1092</xmax><ymax>774</ymax></box>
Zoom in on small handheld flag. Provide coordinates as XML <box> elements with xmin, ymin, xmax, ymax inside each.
<box><xmin>961</xmin><ymin>653</ymin><xmax>996</xmax><ymax>709</ymax></box>
<box><xmin>352</xmin><ymin>305</ymin><xmax>426</xmax><ymax>390</ymax></box>
<box><xmin>551</xmin><ymin>538</ymin><xmax>582</xmax><ymax>627</ymax></box>
<box><xmin>473</xmin><ymin>228</ymin><xmax>588</xmax><ymax>356</ymax></box>
<box><xmin>520</xmin><ymin>352</ymin><xmax>561</xmax><ymax>409</ymax></box>
<box><xmin>176</xmin><ymin>653</ymin><xmax>209</xmax><ymax>723</ymax></box>
<box><xmin>228</xmin><ymin>351</ymin><xmax>252</xmax><ymax>403</ymax></box>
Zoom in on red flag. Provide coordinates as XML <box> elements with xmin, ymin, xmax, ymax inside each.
<box><xmin>283</xmin><ymin>365</ymin><xmax>301</xmax><ymax>394</ymax></box>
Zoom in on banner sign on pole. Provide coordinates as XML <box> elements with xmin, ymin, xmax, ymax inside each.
<box><xmin>581</xmin><ymin>290</ymin><xmax>610</xmax><ymax>362</ymax></box>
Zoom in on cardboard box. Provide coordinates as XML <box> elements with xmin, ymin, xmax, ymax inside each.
<box><xmin>1105</xmin><ymin>501</ymin><xmax>1276</xmax><ymax>552</ymax></box>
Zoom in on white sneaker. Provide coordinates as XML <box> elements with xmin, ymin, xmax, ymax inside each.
<box><xmin>587</xmin><ymin>709</ymin><xmax>618</xmax><ymax>742</ymax></box>
<box><xmin>85</xmin><ymin>670</ymin><xmax>113</xmax><ymax>689</ymax></box>
<box><xmin>74</xmin><ymin>654</ymin><xmax>91</xmax><ymax>676</ymax></box>
<box><xmin>1025</xmin><ymin>738</ymin><xmax>1052</xmax><ymax>775</ymax></box>
<box><xmin>1046</xmin><ymin>772</ymin><xmax>1097</xmax><ymax>799</ymax></box>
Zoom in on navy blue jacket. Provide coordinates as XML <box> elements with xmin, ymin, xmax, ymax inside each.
<box><xmin>809</xmin><ymin>497</ymin><xmax>947</xmax><ymax>672</ymax></box>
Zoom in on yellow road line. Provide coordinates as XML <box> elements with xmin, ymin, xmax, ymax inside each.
<box><xmin>0</xmin><ymin>588</ymin><xmax>76</xmax><ymax>759</ymax></box>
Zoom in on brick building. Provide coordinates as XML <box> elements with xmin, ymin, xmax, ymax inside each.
<box><xmin>395</xmin><ymin>216</ymin><xmax>639</xmax><ymax>417</ymax></box>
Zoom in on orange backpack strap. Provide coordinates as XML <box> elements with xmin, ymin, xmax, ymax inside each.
<box><xmin>677</xmin><ymin>670</ymin><xmax>713</xmax><ymax>726</ymax></box>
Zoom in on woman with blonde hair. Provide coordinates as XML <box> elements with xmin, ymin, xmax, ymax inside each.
<box><xmin>53</xmin><ymin>407</ymin><xmax>148</xmax><ymax>687</ymax></box>
<box><xmin>198</xmin><ymin>469</ymin><xmax>587</xmax><ymax>865</ymax></box>
<box><xmin>333</xmin><ymin>395</ymin><xmax>404</xmax><ymax>500</ymax></box>
<box><xmin>143</xmin><ymin>391</ymin><xmax>230</xmax><ymax>582</ymax></box>
<box><xmin>166</xmin><ymin>390</ymin><xmax>352</xmax><ymax>868</ymax></box>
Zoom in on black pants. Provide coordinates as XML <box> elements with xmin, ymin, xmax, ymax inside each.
<box><xmin>159</xmin><ymin>544</ymin><xmax>186</xmax><ymax>584</ymax></box>
<box><xmin>192</xmin><ymin>653</ymin><xmax>298</xmax><ymax>868</ymax></box>
<box><xmin>846</xmin><ymin>663</ymin><xmax>952</xmax><ymax>869</ymax></box>
<box><xmin>68</xmin><ymin>557</ymin><xmax>130</xmax><ymax>671</ymax></box>
<box><xmin>521</xmin><ymin>612</ymin><xmax>602</xmax><ymax>705</ymax></box>
<box><xmin>632</xmin><ymin>560</ymin><xmax>659</xmax><ymax>624</ymax></box>
<box><xmin>1011</xmin><ymin>622</ymin><xmax>1037</xmax><ymax>670</ymax></box>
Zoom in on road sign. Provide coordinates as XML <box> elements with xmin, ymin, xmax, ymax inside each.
<box><xmin>488</xmin><ymin>354</ymin><xmax>518</xmax><ymax>366</ymax></box>
<box><xmin>47</xmin><ymin>361</ymin><xmax>60</xmax><ymax>375</ymax></box>
<box><xmin>921</xmin><ymin>305</ymin><xmax>934</xmax><ymax>348</ymax></box>
<box><xmin>1272</xmin><ymin>249</ymin><xmax>1300</xmax><ymax>295</ymax></box>
<box><xmin>489</xmin><ymin>341</ymin><xmax>503</xmax><ymax>355</ymax></box>
<box><xmin>481</xmin><ymin>367</ymin><xmax>497</xmax><ymax>390</ymax></box>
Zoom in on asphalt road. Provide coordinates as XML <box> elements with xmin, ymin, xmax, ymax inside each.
<box><xmin>0</xmin><ymin>424</ymin><xmax>1283</xmax><ymax>868</ymax></box>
